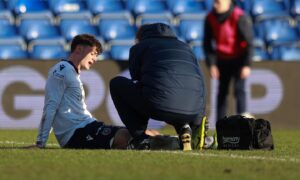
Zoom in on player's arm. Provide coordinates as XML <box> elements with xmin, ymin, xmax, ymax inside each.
<box><xmin>238</xmin><ymin>14</ymin><xmax>254</xmax><ymax>66</ymax></box>
<box><xmin>35</xmin><ymin>72</ymin><xmax>66</xmax><ymax>148</ymax></box>
<box><xmin>129</xmin><ymin>44</ymin><xmax>146</xmax><ymax>81</ymax></box>
<box><xmin>203</xmin><ymin>17</ymin><xmax>217</xmax><ymax>67</ymax></box>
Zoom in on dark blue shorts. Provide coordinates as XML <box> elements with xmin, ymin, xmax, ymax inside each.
<box><xmin>64</xmin><ymin>121</ymin><xmax>125</xmax><ymax>149</ymax></box>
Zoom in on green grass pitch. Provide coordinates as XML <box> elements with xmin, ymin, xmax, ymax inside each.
<box><xmin>0</xmin><ymin>129</ymin><xmax>299</xmax><ymax>180</ymax></box>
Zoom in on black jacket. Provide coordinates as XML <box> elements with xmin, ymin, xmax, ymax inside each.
<box><xmin>129</xmin><ymin>23</ymin><xmax>206</xmax><ymax>115</ymax></box>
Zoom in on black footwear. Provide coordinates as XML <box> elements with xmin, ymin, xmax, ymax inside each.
<box><xmin>127</xmin><ymin>136</ymin><xmax>151</xmax><ymax>150</ymax></box>
<box><xmin>149</xmin><ymin>135</ymin><xmax>180</xmax><ymax>150</ymax></box>
<box><xmin>191</xmin><ymin>116</ymin><xmax>207</xmax><ymax>150</ymax></box>
<box><xmin>179</xmin><ymin>124</ymin><xmax>192</xmax><ymax>151</ymax></box>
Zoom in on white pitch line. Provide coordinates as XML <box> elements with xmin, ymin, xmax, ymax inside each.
<box><xmin>0</xmin><ymin>141</ymin><xmax>59</xmax><ymax>147</ymax></box>
<box><xmin>0</xmin><ymin>141</ymin><xmax>298</xmax><ymax>163</ymax></box>
<box><xmin>150</xmin><ymin>150</ymin><xmax>299</xmax><ymax>163</ymax></box>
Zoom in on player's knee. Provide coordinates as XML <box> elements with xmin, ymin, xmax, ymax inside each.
<box><xmin>111</xmin><ymin>129</ymin><xmax>131</xmax><ymax>149</ymax></box>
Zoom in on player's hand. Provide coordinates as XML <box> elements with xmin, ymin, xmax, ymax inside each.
<box><xmin>240</xmin><ymin>66</ymin><xmax>251</xmax><ymax>79</ymax></box>
<box><xmin>145</xmin><ymin>129</ymin><xmax>160</xmax><ymax>136</ymax></box>
<box><xmin>210</xmin><ymin>65</ymin><xmax>220</xmax><ymax>79</ymax></box>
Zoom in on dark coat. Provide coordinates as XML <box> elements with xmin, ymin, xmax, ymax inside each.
<box><xmin>129</xmin><ymin>23</ymin><xmax>206</xmax><ymax>115</ymax></box>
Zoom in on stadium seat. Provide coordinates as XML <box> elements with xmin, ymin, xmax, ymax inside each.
<box><xmin>86</xmin><ymin>0</ymin><xmax>125</xmax><ymax>15</ymax></box>
<box><xmin>253</xmin><ymin>38</ymin><xmax>269</xmax><ymax>61</ymax></box>
<box><xmin>126</xmin><ymin>0</ymin><xmax>167</xmax><ymax>16</ymax></box>
<box><xmin>290</xmin><ymin>0</ymin><xmax>300</xmax><ymax>17</ymax></box>
<box><xmin>177</xmin><ymin>14</ymin><xmax>206</xmax><ymax>42</ymax></box>
<box><xmin>189</xmin><ymin>40</ymin><xmax>204</xmax><ymax>61</ymax></box>
<box><xmin>17</xmin><ymin>13</ymin><xmax>59</xmax><ymax>41</ymax></box>
<box><xmin>270</xmin><ymin>42</ymin><xmax>300</xmax><ymax>61</ymax></box>
<box><xmin>49</xmin><ymin>0</ymin><xmax>87</xmax><ymax>15</ymax></box>
<box><xmin>251</xmin><ymin>0</ymin><xmax>289</xmax><ymax>20</ymax></box>
<box><xmin>297</xmin><ymin>18</ymin><xmax>300</xmax><ymax>32</ymax></box>
<box><xmin>108</xmin><ymin>40</ymin><xmax>135</xmax><ymax>61</ymax></box>
<box><xmin>0</xmin><ymin>37</ymin><xmax>28</xmax><ymax>59</ymax></box>
<box><xmin>96</xmin><ymin>12</ymin><xmax>136</xmax><ymax>41</ymax></box>
<box><xmin>58</xmin><ymin>12</ymin><xmax>98</xmax><ymax>41</ymax></box>
<box><xmin>235</xmin><ymin>0</ymin><xmax>251</xmax><ymax>12</ymax></box>
<box><xmin>166</xmin><ymin>0</ymin><xmax>206</xmax><ymax>16</ymax></box>
<box><xmin>255</xmin><ymin>17</ymin><xmax>299</xmax><ymax>45</ymax></box>
<box><xmin>0</xmin><ymin>0</ymin><xmax>5</xmax><ymax>10</ymax></box>
<box><xmin>0</xmin><ymin>10</ymin><xmax>14</xmax><ymax>25</ymax></box>
<box><xmin>135</xmin><ymin>12</ymin><xmax>173</xmax><ymax>27</ymax></box>
<box><xmin>28</xmin><ymin>37</ymin><xmax>68</xmax><ymax>60</ymax></box>
<box><xmin>204</xmin><ymin>0</ymin><xmax>214</xmax><ymax>11</ymax></box>
<box><xmin>0</xmin><ymin>24</ymin><xmax>18</xmax><ymax>37</ymax></box>
<box><xmin>7</xmin><ymin>0</ymin><xmax>49</xmax><ymax>14</ymax></box>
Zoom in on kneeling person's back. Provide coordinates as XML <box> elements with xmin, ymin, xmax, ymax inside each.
<box><xmin>129</xmin><ymin>23</ymin><xmax>206</xmax><ymax>115</ymax></box>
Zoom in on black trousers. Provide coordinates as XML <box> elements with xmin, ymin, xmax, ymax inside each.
<box><xmin>217</xmin><ymin>60</ymin><xmax>246</xmax><ymax>122</ymax></box>
<box><xmin>110</xmin><ymin>76</ymin><xmax>203</xmax><ymax>138</ymax></box>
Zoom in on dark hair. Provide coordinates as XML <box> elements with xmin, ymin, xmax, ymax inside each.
<box><xmin>136</xmin><ymin>24</ymin><xmax>148</xmax><ymax>41</ymax></box>
<box><xmin>70</xmin><ymin>34</ymin><xmax>102</xmax><ymax>55</ymax></box>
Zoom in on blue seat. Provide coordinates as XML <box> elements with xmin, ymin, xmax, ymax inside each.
<box><xmin>49</xmin><ymin>0</ymin><xmax>87</xmax><ymax>14</ymax></box>
<box><xmin>167</xmin><ymin>0</ymin><xmax>206</xmax><ymax>15</ymax></box>
<box><xmin>235</xmin><ymin>0</ymin><xmax>252</xmax><ymax>13</ymax></box>
<box><xmin>136</xmin><ymin>12</ymin><xmax>173</xmax><ymax>27</ymax></box>
<box><xmin>251</xmin><ymin>0</ymin><xmax>289</xmax><ymax>20</ymax></box>
<box><xmin>291</xmin><ymin>0</ymin><xmax>300</xmax><ymax>17</ymax></box>
<box><xmin>255</xmin><ymin>17</ymin><xmax>299</xmax><ymax>45</ymax></box>
<box><xmin>87</xmin><ymin>0</ymin><xmax>124</xmax><ymax>15</ymax></box>
<box><xmin>253</xmin><ymin>38</ymin><xmax>269</xmax><ymax>61</ymax></box>
<box><xmin>189</xmin><ymin>40</ymin><xmax>204</xmax><ymax>61</ymax></box>
<box><xmin>17</xmin><ymin>12</ymin><xmax>57</xmax><ymax>41</ymax></box>
<box><xmin>127</xmin><ymin>0</ymin><xmax>167</xmax><ymax>16</ymax></box>
<box><xmin>0</xmin><ymin>11</ymin><xmax>14</xmax><ymax>26</ymax></box>
<box><xmin>0</xmin><ymin>24</ymin><xmax>18</xmax><ymax>37</ymax></box>
<box><xmin>271</xmin><ymin>42</ymin><xmax>300</xmax><ymax>61</ymax></box>
<box><xmin>177</xmin><ymin>14</ymin><xmax>205</xmax><ymax>42</ymax></box>
<box><xmin>29</xmin><ymin>38</ymin><xmax>68</xmax><ymax>60</ymax></box>
<box><xmin>96</xmin><ymin>12</ymin><xmax>136</xmax><ymax>41</ymax></box>
<box><xmin>0</xmin><ymin>37</ymin><xmax>28</xmax><ymax>59</ymax></box>
<box><xmin>7</xmin><ymin>0</ymin><xmax>49</xmax><ymax>14</ymax></box>
<box><xmin>59</xmin><ymin>12</ymin><xmax>98</xmax><ymax>41</ymax></box>
<box><xmin>0</xmin><ymin>0</ymin><xmax>5</xmax><ymax>10</ymax></box>
<box><xmin>204</xmin><ymin>0</ymin><xmax>214</xmax><ymax>11</ymax></box>
<box><xmin>108</xmin><ymin>40</ymin><xmax>135</xmax><ymax>61</ymax></box>
<box><xmin>297</xmin><ymin>18</ymin><xmax>300</xmax><ymax>32</ymax></box>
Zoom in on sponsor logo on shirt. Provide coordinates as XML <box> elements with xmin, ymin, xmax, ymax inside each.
<box><xmin>60</xmin><ymin>64</ymin><xmax>65</xmax><ymax>71</ymax></box>
<box><xmin>86</xmin><ymin>134</ymin><xmax>94</xmax><ymax>141</ymax></box>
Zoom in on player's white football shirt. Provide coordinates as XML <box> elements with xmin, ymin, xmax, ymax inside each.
<box><xmin>36</xmin><ymin>60</ymin><xmax>95</xmax><ymax>147</ymax></box>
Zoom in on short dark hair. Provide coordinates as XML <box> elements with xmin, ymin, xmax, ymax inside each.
<box><xmin>70</xmin><ymin>34</ymin><xmax>102</xmax><ymax>55</ymax></box>
<box><xmin>136</xmin><ymin>24</ymin><xmax>148</xmax><ymax>41</ymax></box>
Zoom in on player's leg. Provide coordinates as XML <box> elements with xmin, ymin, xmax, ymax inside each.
<box><xmin>110</xmin><ymin>76</ymin><xmax>150</xmax><ymax>139</ymax></box>
<box><xmin>217</xmin><ymin>65</ymin><xmax>232</xmax><ymax>121</ymax></box>
<box><xmin>234</xmin><ymin>69</ymin><xmax>246</xmax><ymax>115</ymax></box>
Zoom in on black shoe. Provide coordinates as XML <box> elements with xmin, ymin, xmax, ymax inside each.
<box><xmin>149</xmin><ymin>135</ymin><xmax>181</xmax><ymax>150</ymax></box>
<box><xmin>179</xmin><ymin>124</ymin><xmax>192</xmax><ymax>151</ymax></box>
<box><xmin>191</xmin><ymin>116</ymin><xmax>207</xmax><ymax>150</ymax></box>
<box><xmin>127</xmin><ymin>135</ymin><xmax>151</xmax><ymax>150</ymax></box>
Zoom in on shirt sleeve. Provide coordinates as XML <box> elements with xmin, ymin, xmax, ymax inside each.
<box><xmin>36</xmin><ymin>69</ymin><xmax>66</xmax><ymax>147</ymax></box>
<box><xmin>129</xmin><ymin>44</ymin><xmax>145</xmax><ymax>81</ymax></box>
<box><xmin>203</xmin><ymin>17</ymin><xmax>217</xmax><ymax>67</ymax></box>
<box><xmin>238</xmin><ymin>14</ymin><xmax>254</xmax><ymax>66</ymax></box>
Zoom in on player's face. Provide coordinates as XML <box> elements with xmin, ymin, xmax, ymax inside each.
<box><xmin>79</xmin><ymin>45</ymin><xmax>98</xmax><ymax>70</ymax></box>
<box><xmin>214</xmin><ymin>0</ymin><xmax>231</xmax><ymax>13</ymax></box>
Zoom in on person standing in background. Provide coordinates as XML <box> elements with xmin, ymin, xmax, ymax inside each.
<box><xmin>203</xmin><ymin>0</ymin><xmax>254</xmax><ymax>122</ymax></box>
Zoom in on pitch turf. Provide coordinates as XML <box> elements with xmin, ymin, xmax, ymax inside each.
<box><xmin>0</xmin><ymin>129</ymin><xmax>299</xmax><ymax>180</ymax></box>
